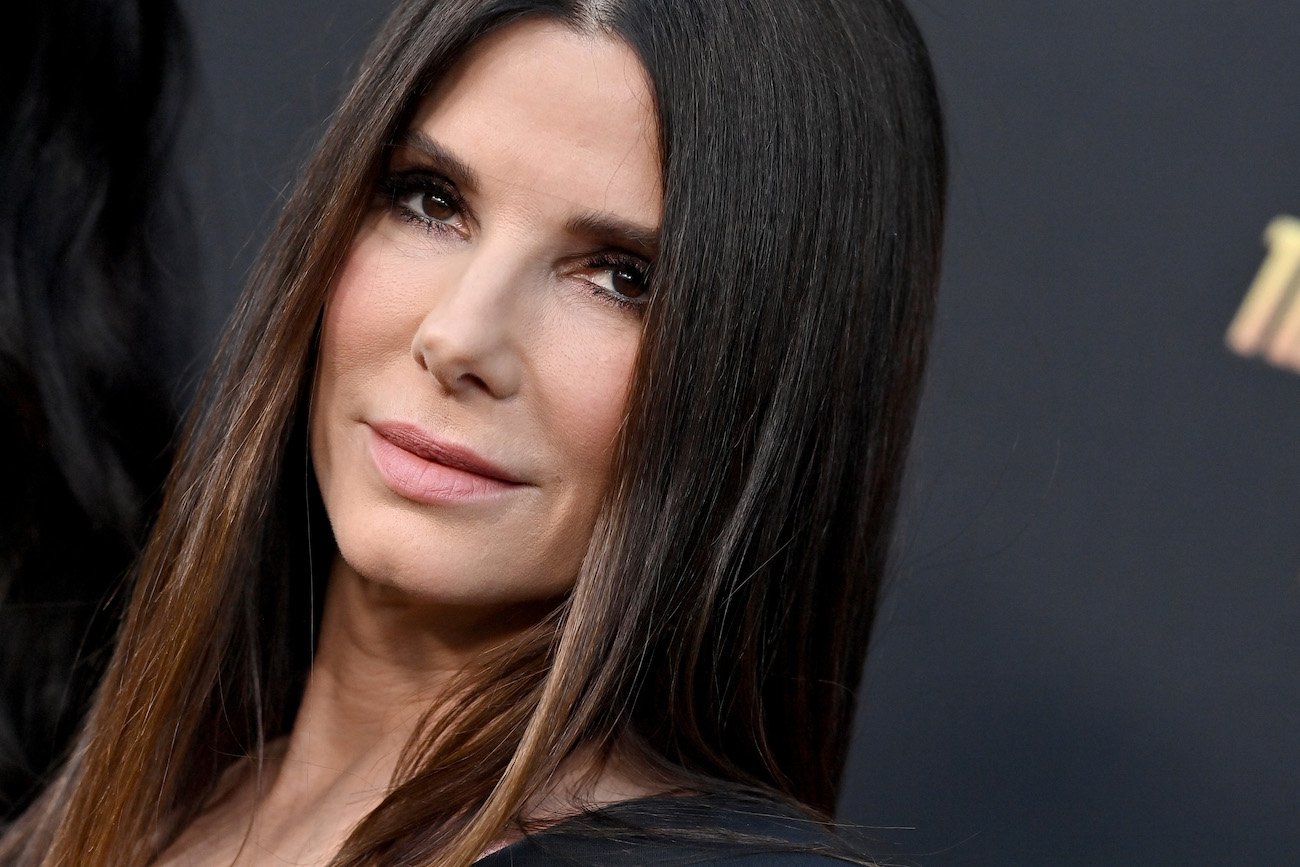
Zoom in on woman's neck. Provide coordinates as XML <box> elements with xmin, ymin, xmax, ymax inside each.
<box><xmin>155</xmin><ymin>557</ymin><xmax>660</xmax><ymax>866</ymax></box>
<box><xmin>270</xmin><ymin>556</ymin><xmax>553</xmax><ymax>807</ymax></box>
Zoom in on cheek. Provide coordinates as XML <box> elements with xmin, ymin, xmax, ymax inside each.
<box><xmin>320</xmin><ymin>239</ymin><xmax>417</xmax><ymax>381</ymax></box>
<box><xmin>309</xmin><ymin>234</ymin><xmax>417</xmax><ymax>488</ymax></box>
<box><xmin>531</xmin><ymin>314</ymin><xmax>640</xmax><ymax>487</ymax></box>
<box><xmin>516</xmin><ymin>313</ymin><xmax>638</xmax><ymax>588</ymax></box>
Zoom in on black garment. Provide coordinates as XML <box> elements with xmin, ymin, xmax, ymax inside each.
<box><xmin>472</xmin><ymin>792</ymin><xmax>876</xmax><ymax>866</ymax></box>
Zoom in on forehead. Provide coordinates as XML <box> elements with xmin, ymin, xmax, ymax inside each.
<box><xmin>406</xmin><ymin>18</ymin><xmax>661</xmax><ymax>228</ymax></box>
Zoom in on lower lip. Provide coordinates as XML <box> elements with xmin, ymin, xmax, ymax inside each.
<box><xmin>366</xmin><ymin>426</ymin><xmax>521</xmax><ymax>505</ymax></box>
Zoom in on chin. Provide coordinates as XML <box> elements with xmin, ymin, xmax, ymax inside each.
<box><xmin>327</xmin><ymin>498</ymin><xmax>574</xmax><ymax>611</ymax></box>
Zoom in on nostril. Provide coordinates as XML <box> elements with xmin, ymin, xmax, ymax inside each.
<box><xmin>459</xmin><ymin>371</ymin><xmax>492</xmax><ymax>394</ymax></box>
<box><xmin>410</xmin><ymin>329</ymin><xmax>434</xmax><ymax>371</ymax></box>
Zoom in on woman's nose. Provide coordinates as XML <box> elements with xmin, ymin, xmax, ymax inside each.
<box><xmin>409</xmin><ymin>255</ymin><xmax>525</xmax><ymax>400</ymax></box>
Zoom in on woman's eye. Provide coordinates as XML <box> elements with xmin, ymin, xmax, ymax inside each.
<box><xmin>585</xmin><ymin>258</ymin><xmax>650</xmax><ymax>307</ymax></box>
<box><xmin>402</xmin><ymin>188</ymin><xmax>458</xmax><ymax>224</ymax></box>
<box><xmin>377</xmin><ymin>171</ymin><xmax>464</xmax><ymax>233</ymax></box>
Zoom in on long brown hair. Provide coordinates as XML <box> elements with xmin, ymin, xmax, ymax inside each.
<box><xmin>0</xmin><ymin>0</ymin><xmax>945</xmax><ymax>864</ymax></box>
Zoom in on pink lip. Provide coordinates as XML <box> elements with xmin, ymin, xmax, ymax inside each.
<box><xmin>366</xmin><ymin>421</ymin><xmax>527</xmax><ymax>505</ymax></box>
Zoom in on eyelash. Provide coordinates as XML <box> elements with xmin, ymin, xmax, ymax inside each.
<box><xmin>376</xmin><ymin>170</ymin><xmax>651</xmax><ymax>313</ymax></box>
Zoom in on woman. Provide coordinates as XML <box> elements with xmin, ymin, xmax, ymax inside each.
<box><xmin>1</xmin><ymin>0</ymin><xmax>945</xmax><ymax>864</ymax></box>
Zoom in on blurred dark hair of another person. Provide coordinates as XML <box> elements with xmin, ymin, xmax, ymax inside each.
<box><xmin>0</xmin><ymin>0</ymin><xmax>191</xmax><ymax>821</ymax></box>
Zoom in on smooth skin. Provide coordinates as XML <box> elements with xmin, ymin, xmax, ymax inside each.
<box><xmin>156</xmin><ymin>19</ymin><xmax>662</xmax><ymax>866</ymax></box>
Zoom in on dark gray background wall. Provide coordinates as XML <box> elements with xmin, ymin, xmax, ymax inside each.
<box><xmin>180</xmin><ymin>1</ymin><xmax>1300</xmax><ymax>863</ymax></box>
<box><xmin>843</xmin><ymin>4</ymin><xmax>1300</xmax><ymax>864</ymax></box>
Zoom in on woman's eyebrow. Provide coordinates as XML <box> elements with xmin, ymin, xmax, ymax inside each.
<box><xmin>566</xmin><ymin>212</ymin><xmax>660</xmax><ymax>259</ymax></box>
<box><xmin>395</xmin><ymin>129</ymin><xmax>480</xmax><ymax>193</ymax></box>
<box><xmin>397</xmin><ymin>129</ymin><xmax>659</xmax><ymax>257</ymax></box>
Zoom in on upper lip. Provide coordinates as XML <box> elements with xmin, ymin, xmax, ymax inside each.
<box><xmin>369</xmin><ymin>421</ymin><xmax>528</xmax><ymax>485</ymax></box>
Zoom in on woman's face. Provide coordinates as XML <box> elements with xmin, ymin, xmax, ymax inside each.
<box><xmin>309</xmin><ymin>19</ymin><xmax>661</xmax><ymax>613</ymax></box>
